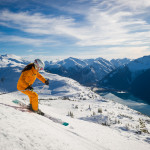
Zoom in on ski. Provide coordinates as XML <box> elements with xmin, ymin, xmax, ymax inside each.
<box><xmin>12</xmin><ymin>100</ymin><xmax>69</xmax><ymax>126</ymax></box>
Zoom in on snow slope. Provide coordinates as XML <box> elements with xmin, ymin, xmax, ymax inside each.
<box><xmin>36</xmin><ymin>71</ymin><xmax>99</xmax><ymax>100</ymax></box>
<box><xmin>0</xmin><ymin>92</ymin><xmax>150</xmax><ymax>150</ymax></box>
<box><xmin>0</xmin><ymin>54</ymin><xmax>150</xmax><ymax>150</ymax></box>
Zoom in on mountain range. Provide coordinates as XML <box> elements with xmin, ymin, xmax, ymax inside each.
<box><xmin>99</xmin><ymin>55</ymin><xmax>150</xmax><ymax>104</ymax></box>
<box><xmin>45</xmin><ymin>57</ymin><xmax>131</xmax><ymax>86</ymax></box>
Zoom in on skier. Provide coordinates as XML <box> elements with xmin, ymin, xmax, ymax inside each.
<box><xmin>17</xmin><ymin>59</ymin><xmax>49</xmax><ymax>115</ymax></box>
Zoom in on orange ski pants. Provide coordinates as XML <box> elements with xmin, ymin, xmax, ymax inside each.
<box><xmin>21</xmin><ymin>90</ymin><xmax>38</xmax><ymax>111</ymax></box>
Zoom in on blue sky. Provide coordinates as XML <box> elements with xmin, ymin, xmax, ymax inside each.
<box><xmin>0</xmin><ymin>0</ymin><xmax>150</xmax><ymax>60</ymax></box>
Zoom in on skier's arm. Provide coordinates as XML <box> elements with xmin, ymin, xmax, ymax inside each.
<box><xmin>37</xmin><ymin>72</ymin><xmax>46</xmax><ymax>84</ymax></box>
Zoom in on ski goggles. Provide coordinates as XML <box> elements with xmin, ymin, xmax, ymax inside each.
<box><xmin>34</xmin><ymin>61</ymin><xmax>44</xmax><ymax>70</ymax></box>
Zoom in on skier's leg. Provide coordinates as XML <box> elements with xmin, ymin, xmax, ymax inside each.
<box><xmin>21</xmin><ymin>90</ymin><xmax>32</xmax><ymax>104</ymax></box>
<box><xmin>21</xmin><ymin>90</ymin><xmax>38</xmax><ymax>111</ymax></box>
<box><xmin>29</xmin><ymin>91</ymin><xmax>38</xmax><ymax>111</ymax></box>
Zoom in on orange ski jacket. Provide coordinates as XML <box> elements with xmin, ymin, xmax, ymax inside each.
<box><xmin>17</xmin><ymin>63</ymin><xmax>46</xmax><ymax>91</ymax></box>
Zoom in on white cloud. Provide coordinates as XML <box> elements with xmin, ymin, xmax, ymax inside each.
<box><xmin>117</xmin><ymin>0</ymin><xmax>150</xmax><ymax>10</ymax></box>
<box><xmin>0</xmin><ymin>34</ymin><xmax>57</xmax><ymax>46</ymax></box>
<box><xmin>102</xmin><ymin>46</ymin><xmax>150</xmax><ymax>59</ymax></box>
<box><xmin>74</xmin><ymin>46</ymin><xmax>150</xmax><ymax>60</ymax></box>
<box><xmin>27</xmin><ymin>49</ymin><xmax>33</xmax><ymax>52</ymax></box>
<box><xmin>0</xmin><ymin>5</ymin><xmax>149</xmax><ymax>47</ymax></box>
<box><xmin>0</xmin><ymin>10</ymin><xmax>75</xmax><ymax>36</ymax></box>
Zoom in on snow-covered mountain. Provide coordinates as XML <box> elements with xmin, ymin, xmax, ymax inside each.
<box><xmin>0</xmin><ymin>54</ymin><xmax>150</xmax><ymax>150</ymax></box>
<box><xmin>0</xmin><ymin>54</ymin><xmax>29</xmax><ymax>93</ymax></box>
<box><xmin>45</xmin><ymin>57</ymin><xmax>130</xmax><ymax>86</ymax></box>
<box><xmin>0</xmin><ymin>54</ymin><xmax>28</xmax><ymax>68</ymax></box>
<box><xmin>0</xmin><ymin>54</ymin><xmax>98</xmax><ymax>100</ymax></box>
<box><xmin>110</xmin><ymin>58</ymin><xmax>132</xmax><ymax>68</ymax></box>
<box><xmin>99</xmin><ymin>55</ymin><xmax>150</xmax><ymax>104</ymax></box>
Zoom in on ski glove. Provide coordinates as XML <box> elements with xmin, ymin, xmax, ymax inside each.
<box><xmin>26</xmin><ymin>85</ymin><xmax>33</xmax><ymax>91</ymax></box>
<box><xmin>45</xmin><ymin>79</ymin><xmax>49</xmax><ymax>85</ymax></box>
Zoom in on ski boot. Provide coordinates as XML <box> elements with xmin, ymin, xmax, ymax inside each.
<box><xmin>27</xmin><ymin>104</ymin><xmax>44</xmax><ymax>116</ymax></box>
<box><xmin>27</xmin><ymin>104</ymin><xmax>33</xmax><ymax>111</ymax></box>
<box><xmin>35</xmin><ymin>109</ymin><xmax>45</xmax><ymax>116</ymax></box>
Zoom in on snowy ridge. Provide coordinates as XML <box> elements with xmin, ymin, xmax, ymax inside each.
<box><xmin>99</xmin><ymin>55</ymin><xmax>150</xmax><ymax>90</ymax></box>
<box><xmin>46</xmin><ymin>57</ymin><xmax>130</xmax><ymax>69</ymax></box>
<box><xmin>128</xmin><ymin>55</ymin><xmax>150</xmax><ymax>72</ymax></box>
<box><xmin>111</xmin><ymin>58</ymin><xmax>132</xmax><ymax>68</ymax></box>
<box><xmin>0</xmin><ymin>54</ymin><xmax>27</xmax><ymax>68</ymax></box>
<box><xmin>45</xmin><ymin>57</ymin><xmax>128</xmax><ymax>86</ymax></box>
<box><xmin>34</xmin><ymin>71</ymin><xmax>100</xmax><ymax>100</ymax></box>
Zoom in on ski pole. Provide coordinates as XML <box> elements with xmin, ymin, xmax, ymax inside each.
<box><xmin>40</xmin><ymin>85</ymin><xmax>46</xmax><ymax>93</ymax></box>
<box><xmin>38</xmin><ymin>85</ymin><xmax>47</xmax><ymax>103</ymax></box>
